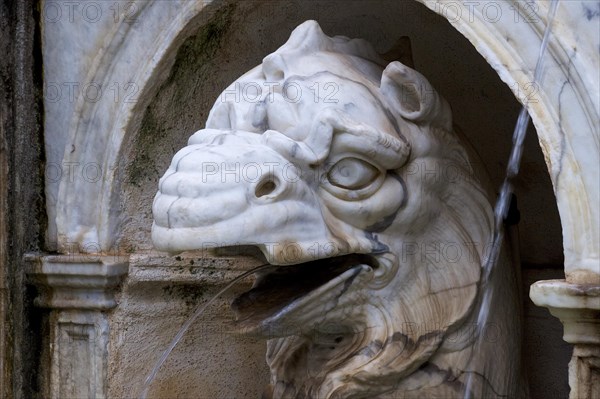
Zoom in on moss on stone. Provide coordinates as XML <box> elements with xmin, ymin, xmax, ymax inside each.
<box><xmin>127</xmin><ymin>3</ymin><xmax>236</xmax><ymax>187</ymax></box>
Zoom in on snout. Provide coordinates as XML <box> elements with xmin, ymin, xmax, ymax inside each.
<box><xmin>153</xmin><ymin>143</ymin><xmax>290</xmax><ymax>227</ymax></box>
<box><xmin>152</xmin><ymin>130</ymin><xmax>337</xmax><ymax>262</ymax></box>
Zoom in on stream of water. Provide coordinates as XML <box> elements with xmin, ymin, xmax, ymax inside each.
<box><xmin>139</xmin><ymin>263</ymin><xmax>275</xmax><ymax>399</ymax></box>
<box><xmin>463</xmin><ymin>1</ymin><xmax>560</xmax><ymax>397</ymax></box>
<box><xmin>140</xmin><ymin>3</ymin><xmax>560</xmax><ymax>397</ymax></box>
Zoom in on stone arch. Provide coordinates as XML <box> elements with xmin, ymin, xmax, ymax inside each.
<box><xmin>417</xmin><ymin>0</ymin><xmax>598</xmax><ymax>283</ymax></box>
<box><xmin>37</xmin><ymin>1</ymin><xmax>599</xmax><ymax>397</ymax></box>
<box><xmin>51</xmin><ymin>1</ymin><xmax>598</xmax><ymax>283</ymax></box>
<box><xmin>50</xmin><ymin>1</ymin><xmax>230</xmax><ymax>253</ymax></box>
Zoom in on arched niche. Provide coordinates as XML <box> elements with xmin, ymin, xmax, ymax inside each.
<box><xmin>48</xmin><ymin>0</ymin><xmax>597</xmax><ymax>280</ymax></box>
<box><xmin>41</xmin><ymin>0</ymin><xmax>597</xmax><ymax>397</ymax></box>
<box><xmin>118</xmin><ymin>0</ymin><xmax>565</xmax><ymax>270</ymax></box>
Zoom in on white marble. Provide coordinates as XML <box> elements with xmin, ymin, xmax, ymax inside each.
<box><xmin>43</xmin><ymin>1</ymin><xmax>599</xmax><ymax>281</ymax></box>
<box><xmin>531</xmin><ymin>280</ymin><xmax>600</xmax><ymax>315</ymax></box>
<box><xmin>420</xmin><ymin>0</ymin><xmax>600</xmax><ymax>283</ymax></box>
<box><xmin>25</xmin><ymin>254</ymin><xmax>128</xmax><ymax>399</ymax></box>
<box><xmin>153</xmin><ymin>21</ymin><xmax>523</xmax><ymax>398</ymax></box>
<box><xmin>39</xmin><ymin>1</ymin><xmax>600</xmax><ymax>398</ymax></box>
<box><xmin>530</xmin><ymin>280</ymin><xmax>600</xmax><ymax>398</ymax></box>
<box><xmin>43</xmin><ymin>0</ymin><xmax>215</xmax><ymax>253</ymax></box>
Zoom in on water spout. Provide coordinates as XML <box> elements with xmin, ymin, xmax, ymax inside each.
<box><xmin>463</xmin><ymin>1</ymin><xmax>560</xmax><ymax>397</ymax></box>
<box><xmin>139</xmin><ymin>263</ymin><xmax>275</xmax><ymax>399</ymax></box>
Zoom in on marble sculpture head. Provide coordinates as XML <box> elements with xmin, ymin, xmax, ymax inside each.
<box><xmin>152</xmin><ymin>20</ymin><xmax>522</xmax><ymax>399</ymax></box>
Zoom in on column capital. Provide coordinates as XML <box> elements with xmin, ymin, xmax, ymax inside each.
<box><xmin>530</xmin><ymin>279</ymin><xmax>600</xmax><ymax>345</ymax></box>
<box><xmin>25</xmin><ymin>253</ymin><xmax>129</xmax><ymax>310</ymax></box>
<box><xmin>530</xmin><ymin>279</ymin><xmax>600</xmax><ymax>399</ymax></box>
<box><xmin>529</xmin><ymin>280</ymin><xmax>600</xmax><ymax>345</ymax></box>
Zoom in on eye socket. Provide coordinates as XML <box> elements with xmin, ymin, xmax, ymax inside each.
<box><xmin>327</xmin><ymin>157</ymin><xmax>380</xmax><ymax>190</ymax></box>
<box><xmin>255</xmin><ymin>177</ymin><xmax>278</xmax><ymax>198</ymax></box>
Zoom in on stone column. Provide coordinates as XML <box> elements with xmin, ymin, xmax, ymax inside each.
<box><xmin>530</xmin><ymin>280</ymin><xmax>600</xmax><ymax>398</ymax></box>
<box><xmin>25</xmin><ymin>254</ymin><xmax>128</xmax><ymax>399</ymax></box>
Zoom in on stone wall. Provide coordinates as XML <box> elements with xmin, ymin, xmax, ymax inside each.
<box><xmin>0</xmin><ymin>1</ymin><xmax>45</xmax><ymax>398</ymax></box>
<box><xmin>3</xmin><ymin>0</ymin><xmax>597</xmax><ymax>398</ymax></box>
<box><xmin>115</xmin><ymin>2</ymin><xmax>569</xmax><ymax>397</ymax></box>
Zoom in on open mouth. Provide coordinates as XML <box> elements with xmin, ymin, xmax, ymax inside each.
<box><xmin>230</xmin><ymin>253</ymin><xmax>379</xmax><ymax>331</ymax></box>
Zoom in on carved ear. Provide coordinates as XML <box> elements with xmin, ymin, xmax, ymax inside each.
<box><xmin>381</xmin><ymin>62</ymin><xmax>452</xmax><ymax>130</ymax></box>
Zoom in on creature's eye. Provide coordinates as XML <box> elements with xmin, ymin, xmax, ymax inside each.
<box><xmin>327</xmin><ymin>157</ymin><xmax>380</xmax><ymax>190</ymax></box>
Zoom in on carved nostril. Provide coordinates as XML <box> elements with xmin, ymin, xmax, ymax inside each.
<box><xmin>255</xmin><ymin>177</ymin><xmax>278</xmax><ymax>198</ymax></box>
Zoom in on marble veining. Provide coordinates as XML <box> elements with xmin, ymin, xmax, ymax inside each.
<box><xmin>153</xmin><ymin>21</ymin><xmax>523</xmax><ymax>398</ymax></box>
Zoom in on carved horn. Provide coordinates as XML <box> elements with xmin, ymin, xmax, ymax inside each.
<box><xmin>381</xmin><ymin>61</ymin><xmax>452</xmax><ymax>130</ymax></box>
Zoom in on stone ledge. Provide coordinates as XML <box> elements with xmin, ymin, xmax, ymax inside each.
<box><xmin>24</xmin><ymin>253</ymin><xmax>129</xmax><ymax>310</ymax></box>
<box><xmin>530</xmin><ymin>279</ymin><xmax>600</xmax><ymax>310</ymax></box>
<box><xmin>127</xmin><ymin>250</ymin><xmax>265</xmax><ymax>285</ymax></box>
<box><xmin>530</xmin><ymin>279</ymin><xmax>600</xmax><ymax>398</ymax></box>
<box><xmin>530</xmin><ymin>279</ymin><xmax>600</xmax><ymax>345</ymax></box>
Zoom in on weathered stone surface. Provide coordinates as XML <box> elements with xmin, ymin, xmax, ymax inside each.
<box><xmin>531</xmin><ymin>279</ymin><xmax>600</xmax><ymax>399</ymax></box>
<box><xmin>110</xmin><ymin>251</ymin><xmax>269</xmax><ymax>399</ymax></box>
<box><xmin>152</xmin><ymin>20</ymin><xmax>523</xmax><ymax>398</ymax></box>
<box><xmin>25</xmin><ymin>254</ymin><xmax>128</xmax><ymax>398</ymax></box>
<box><xmin>1</xmin><ymin>1</ymin><xmax>44</xmax><ymax>397</ymax></box>
<box><xmin>32</xmin><ymin>1</ymin><xmax>599</xmax><ymax>398</ymax></box>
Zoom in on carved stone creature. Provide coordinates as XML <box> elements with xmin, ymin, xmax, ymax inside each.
<box><xmin>152</xmin><ymin>21</ymin><xmax>523</xmax><ymax>398</ymax></box>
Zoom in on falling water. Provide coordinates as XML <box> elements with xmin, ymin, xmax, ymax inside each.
<box><xmin>463</xmin><ymin>1</ymin><xmax>560</xmax><ymax>398</ymax></box>
<box><xmin>139</xmin><ymin>262</ymin><xmax>275</xmax><ymax>399</ymax></box>
<box><xmin>140</xmin><ymin>4</ymin><xmax>560</xmax><ymax>397</ymax></box>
